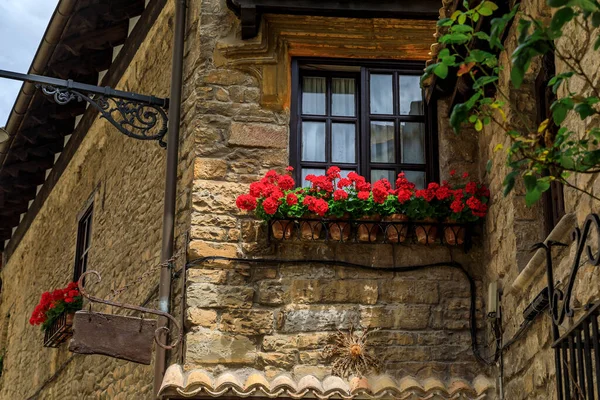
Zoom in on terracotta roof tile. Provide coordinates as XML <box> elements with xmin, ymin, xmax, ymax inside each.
<box><xmin>159</xmin><ymin>365</ymin><xmax>495</xmax><ymax>399</ymax></box>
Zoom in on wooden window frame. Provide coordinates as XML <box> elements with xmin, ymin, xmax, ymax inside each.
<box><xmin>73</xmin><ymin>202</ymin><xmax>94</xmax><ymax>282</ymax></box>
<box><xmin>290</xmin><ymin>58</ymin><xmax>439</xmax><ymax>186</ymax></box>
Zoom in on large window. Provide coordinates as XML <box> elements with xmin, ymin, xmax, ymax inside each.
<box><xmin>290</xmin><ymin>59</ymin><xmax>438</xmax><ymax>188</ymax></box>
<box><xmin>73</xmin><ymin>202</ymin><xmax>93</xmax><ymax>282</ymax></box>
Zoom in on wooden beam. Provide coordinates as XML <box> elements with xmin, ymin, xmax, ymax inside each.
<box><xmin>61</xmin><ymin>23</ymin><xmax>129</xmax><ymax>56</ymax></box>
<box><xmin>2</xmin><ymin>158</ymin><xmax>54</xmax><ymax>177</ymax></box>
<box><xmin>227</xmin><ymin>0</ymin><xmax>441</xmax><ymax>39</ymax></box>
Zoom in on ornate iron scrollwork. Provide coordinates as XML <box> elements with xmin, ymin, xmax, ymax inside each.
<box><xmin>39</xmin><ymin>84</ymin><xmax>169</xmax><ymax>147</ymax></box>
<box><xmin>542</xmin><ymin>214</ymin><xmax>600</xmax><ymax>326</ymax></box>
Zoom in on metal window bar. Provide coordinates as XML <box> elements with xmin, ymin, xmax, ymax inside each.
<box><xmin>553</xmin><ymin>302</ymin><xmax>600</xmax><ymax>400</ymax></box>
<box><xmin>266</xmin><ymin>218</ymin><xmax>474</xmax><ymax>251</ymax></box>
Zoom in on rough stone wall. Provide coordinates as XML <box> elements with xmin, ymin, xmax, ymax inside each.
<box><xmin>478</xmin><ymin>0</ymin><xmax>600</xmax><ymax>398</ymax></box>
<box><xmin>0</xmin><ymin>2</ymin><xmax>195</xmax><ymax>398</ymax></box>
<box><xmin>185</xmin><ymin>0</ymin><xmax>491</xmax><ymax>384</ymax></box>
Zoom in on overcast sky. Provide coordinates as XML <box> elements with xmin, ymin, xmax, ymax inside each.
<box><xmin>0</xmin><ymin>0</ymin><xmax>59</xmax><ymax>126</ymax></box>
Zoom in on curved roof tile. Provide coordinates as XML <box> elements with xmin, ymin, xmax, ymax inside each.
<box><xmin>159</xmin><ymin>365</ymin><xmax>495</xmax><ymax>399</ymax></box>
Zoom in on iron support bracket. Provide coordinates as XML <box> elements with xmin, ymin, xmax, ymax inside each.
<box><xmin>0</xmin><ymin>70</ymin><xmax>170</xmax><ymax>147</ymax></box>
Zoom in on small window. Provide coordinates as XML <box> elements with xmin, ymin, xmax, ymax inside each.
<box><xmin>73</xmin><ymin>203</ymin><xmax>93</xmax><ymax>282</ymax></box>
<box><xmin>290</xmin><ymin>60</ymin><xmax>438</xmax><ymax>189</ymax></box>
<box><xmin>536</xmin><ymin>53</ymin><xmax>565</xmax><ymax>236</ymax></box>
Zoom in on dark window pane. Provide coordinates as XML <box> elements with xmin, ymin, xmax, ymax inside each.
<box><xmin>301</xmin><ymin>168</ymin><xmax>326</xmax><ymax>187</ymax></box>
<box><xmin>403</xmin><ymin>171</ymin><xmax>426</xmax><ymax>189</ymax></box>
<box><xmin>371</xmin><ymin>169</ymin><xmax>396</xmax><ymax>184</ymax></box>
<box><xmin>401</xmin><ymin>122</ymin><xmax>425</xmax><ymax>164</ymax></box>
<box><xmin>399</xmin><ymin>75</ymin><xmax>424</xmax><ymax>116</ymax></box>
<box><xmin>302</xmin><ymin>77</ymin><xmax>326</xmax><ymax>115</ymax></box>
<box><xmin>370</xmin><ymin>74</ymin><xmax>393</xmax><ymax>115</ymax></box>
<box><xmin>302</xmin><ymin>122</ymin><xmax>326</xmax><ymax>162</ymax></box>
<box><xmin>332</xmin><ymin>78</ymin><xmax>355</xmax><ymax>116</ymax></box>
<box><xmin>332</xmin><ymin>123</ymin><xmax>356</xmax><ymax>163</ymax></box>
<box><xmin>370</xmin><ymin>121</ymin><xmax>395</xmax><ymax>163</ymax></box>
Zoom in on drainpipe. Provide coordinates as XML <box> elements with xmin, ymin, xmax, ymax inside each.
<box><xmin>154</xmin><ymin>0</ymin><xmax>187</xmax><ymax>396</ymax></box>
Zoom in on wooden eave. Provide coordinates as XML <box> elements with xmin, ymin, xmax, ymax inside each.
<box><xmin>0</xmin><ymin>0</ymin><xmax>167</xmax><ymax>253</ymax></box>
<box><xmin>226</xmin><ymin>0</ymin><xmax>442</xmax><ymax>39</ymax></box>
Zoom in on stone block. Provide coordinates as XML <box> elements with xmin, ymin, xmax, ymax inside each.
<box><xmin>297</xmin><ymin>332</ymin><xmax>332</xmax><ymax>349</ymax></box>
<box><xmin>220</xmin><ymin>309</ymin><xmax>274</xmax><ymax>335</ymax></box>
<box><xmin>187</xmin><ymin>282</ymin><xmax>254</xmax><ymax>308</ymax></box>
<box><xmin>360</xmin><ymin>305</ymin><xmax>430</xmax><ymax>330</ymax></box>
<box><xmin>203</xmin><ymin>69</ymin><xmax>253</xmax><ymax>86</ymax></box>
<box><xmin>186</xmin><ymin>308</ymin><xmax>217</xmax><ymax>328</ymax></box>
<box><xmin>187</xmin><ymin>269</ymin><xmax>228</xmax><ymax>284</ymax></box>
<box><xmin>367</xmin><ymin>331</ymin><xmax>415</xmax><ymax>346</ymax></box>
<box><xmin>262</xmin><ymin>334</ymin><xmax>298</xmax><ymax>352</ymax></box>
<box><xmin>229</xmin><ymin>122</ymin><xmax>288</xmax><ymax>148</ymax></box>
<box><xmin>257</xmin><ymin>281</ymin><xmax>287</xmax><ymax>305</ymax></box>
<box><xmin>186</xmin><ymin>328</ymin><xmax>256</xmax><ymax>364</ymax></box>
<box><xmin>290</xmin><ymin>279</ymin><xmax>378</xmax><ymax>304</ymax></box>
<box><xmin>280</xmin><ymin>305</ymin><xmax>361</xmax><ymax>333</ymax></box>
<box><xmin>258</xmin><ymin>351</ymin><xmax>297</xmax><ymax>369</ymax></box>
<box><xmin>194</xmin><ymin>158</ymin><xmax>228</xmax><ymax>180</ymax></box>
<box><xmin>190</xmin><ymin>226</ymin><xmax>228</xmax><ymax>241</ymax></box>
<box><xmin>299</xmin><ymin>351</ymin><xmax>327</xmax><ymax>365</ymax></box>
<box><xmin>188</xmin><ymin>240</ymin><xmax>238</xmax><ymax>259</ymax></box>
<box><xmin>380</xmin><ymin>280</ymin><xmax>439</xmax><ymax>304</ymax></box>
<box><xmin>192</xmin><ymin>180</ymin><xmax>248</xmax><ymax>214</ymax></box>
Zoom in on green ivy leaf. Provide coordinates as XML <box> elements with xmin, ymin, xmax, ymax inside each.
<box><xmin>592</xmin><ymin>11</ymin><xmax>600</xmax><ymax>27</ymax></box>
<box><xmin>437</xmin><ymin>18</ymin><xmax>454</xmax><ymax>26</ymax></box>
<box><xmin>452</xmin><ymin>24</ymin><xmax>474</xmax><ymax>33</ymax></box>
<box><xmin>479</xmin><ymin>6</ymin><xmax>494</xmax><ymax>16</ymax></box>
<box><xmin>503</xmin><ymin>170</ymin><xmax>519</xmax><ymax>196</ymax></box>
<box><xmin>458</xmin><ymin>13</ymin><xmax>467</xmax><ymax>25</ymax></box>
<box><xmin>575</xmin><ymin>103</ymin><xmax>596</xmax><ymax>119</ymax></box>
<box><xmin>551</xmin><ymin>7</ymin><xmax>575</xmax><ymax>32</ymax></box>
<box><xmin>595</xmin><ymin>36</ymin><xmax>600</xmax><ymax>50</ymax></box>
<box><xmin>450</xmin><ymin>103</ymin><xmax>469</xmax><ymax>133</ymax></box>
<box><xmin>434</xmin><ymin>63</ymin><xmax>449</xmax><ymax>79</ymax></box>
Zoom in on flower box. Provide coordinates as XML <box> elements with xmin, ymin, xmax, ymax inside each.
<box><xmin>237</xmin><ymin>167</ymin><xmax>488</xmax><ymax>252</ymax></box>
<box><xmin>30</xmin><ymin>281</ymin><xmax>83</xmax><ymax>348</ymax></box>
<box><xmin>267</xmin><ymin>217</ymin><xmax>475</xmax><ymax>250</ymax></box>
<box><xmin>43</xmin><ymin>311</ymin><xmax>75</xmax><ymax>348</ymax></box>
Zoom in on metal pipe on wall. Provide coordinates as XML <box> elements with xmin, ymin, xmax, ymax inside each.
<box><xmin>154</xmin><ymin>0</ymin><xmax>187</xmax><ymax>395</ymax></box>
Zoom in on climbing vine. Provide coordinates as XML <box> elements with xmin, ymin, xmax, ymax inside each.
<box><xmin>422</xmin><ymin>0</ymin><xmax>600</xmax><ymax>205</ymax></box>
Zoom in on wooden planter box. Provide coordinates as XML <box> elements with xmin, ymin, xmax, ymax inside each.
<box><xmin>43</xmin><ymin>312</ymin><xmax>75</xmax><ymax>348</ymax></box>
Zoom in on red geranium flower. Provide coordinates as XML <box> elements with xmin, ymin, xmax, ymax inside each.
<box><xmin>286</xmin><ymin>193</ymin><xmax>298</xmax><ymax>206</ymax></box>
<box><xmin>236</xmin><ymin>194</ymin><xmax>258</xmax><ymax>211</ymax></box>
<box><xmin>326</xmin><ymin>166</ymin><xmax>341</xmax><ymax>180</ymax></box>
<box><xmin>333</xmin><ymin>190</ymin><xmax>348</xmax><ymax>201</ymax></box>
<box><xmin>357</xmin><ymin>191</ymin><xmax>370</xmax><ymax>201</ymax></box>
<box><xmin>397</xmin><ymin>189</ymin><xmax>412</xmax><ymax>203</ymax></box>
<box><xmin>262</xmin><ymin>197</ymin><xmax>280</xmax><ymax>215</ymax></box>
<box><xmin>278</xmin><ymin>175</ymin><xmax>295</xmax><ymax>191</ymax></box>
<box><xmin>465</xmin><ymin>182</ymin><xmax>478</xmax><ymax>195</ymax></box>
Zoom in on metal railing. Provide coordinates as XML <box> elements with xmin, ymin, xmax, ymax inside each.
<box><xmin>553</xmin><ymin>302</ymin><xmax>600</xmax><ymax>400</ymax></box>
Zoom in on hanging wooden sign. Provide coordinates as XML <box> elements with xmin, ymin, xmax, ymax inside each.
<box><xmin>68</xmin><ymin>271</ymin><xmax>182</xmax><ymax>365</ymax></box>
<box><xmin>69</xmin><ymin>311</ymin><xmax>157</xmax><ymax>365</ymax></box>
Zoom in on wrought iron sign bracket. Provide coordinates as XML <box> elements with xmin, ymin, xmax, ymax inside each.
<box><xmin>0</xmin><ymin>70</ymin><xmax>170</xmax><ymax>148</ymax></box>
<box><xmin>538</xmin><ymin>214</ymin><xmax>600</xmax><ymax>327</ymax></box>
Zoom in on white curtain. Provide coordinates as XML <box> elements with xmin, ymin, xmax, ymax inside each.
<box><xmin>302</xmin><ymin>77</ymin><xmax>326</xmax><ymax>115</ymax></box>
<box><xmin>332</xmin><ymin>78</ymin><xmax>355</xmax><ymax>116</ymax></box>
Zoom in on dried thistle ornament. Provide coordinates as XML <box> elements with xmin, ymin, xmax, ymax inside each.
<box><xmin>324</xmin><ymin>326</ymin><xmax>382</xmax><ymax>378</ymax></box>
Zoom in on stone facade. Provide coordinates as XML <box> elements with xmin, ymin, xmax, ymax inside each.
<box><xmin>476</xmin><ymin>0</ymin><xmax>600</xmax><ymax>399</ymax></box>
<box><xmin>183</xmin><ymin>0</ymin><xmax>489</xmax><ymax>388</ymax></box>
<box><xmin>4</xmin><ymin>0</ymin><xmax>600</xmax><ymax>399</ymax></box>
<box><xmin>0</xmin><ymin>2</ymin><xmax>194</xmax><ymax>398</ymax></box>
